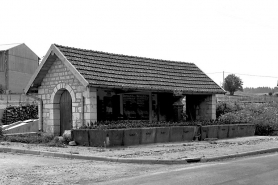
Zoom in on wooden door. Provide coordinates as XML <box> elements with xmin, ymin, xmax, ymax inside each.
<box><xmin>60</xmin><ymin>90</ymin><xmax>72</xmax><ymax>135</ymax></box>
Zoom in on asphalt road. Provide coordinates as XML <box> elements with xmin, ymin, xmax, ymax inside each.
<box><xmin>101</xmin><ymin>153</ymin><xmax>278</xmax><ymax>185</ymax></box>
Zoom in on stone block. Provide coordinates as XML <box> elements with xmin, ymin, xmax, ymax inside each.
<box><xmin>38</xmin><ymin>89</ymin><xmax>45</xmax><ymax>94</ymax></box>
<box><xmin>84</xmin><ymin>113</ymin><xmax>91</xmax><ymax>120</ymax></box>
<box><xmin>77</xmin><ymin>107</ymin><xmax>82</xmax><ymax>112</ymax></box>
<box><xmin>73</xmin><ymin>113</ymin><xmax>80</xmax><ymax>120</ymax></box>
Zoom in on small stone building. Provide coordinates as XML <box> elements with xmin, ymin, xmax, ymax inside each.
<box><xmin>25</xmin><ymin>44</ymin><xmax>225</xmax><ymax>135</ymax></box>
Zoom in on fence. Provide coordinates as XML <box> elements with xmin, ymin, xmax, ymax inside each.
<box><xmin>216</xmin><ymin>94</ymin><xmax>278</xmax><ymax>104</ymax></box>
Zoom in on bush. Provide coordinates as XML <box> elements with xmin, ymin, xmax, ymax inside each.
<box><xmin>3</xmin><ymin>132</ymin><xmax>54</xmax><ymax>144</ymax></box>
<box><xmin>46</xmin><ymin>136</ymin><xmax>66</xmax><ymax>147</ymax></box>
<box><xmin>216</xmin><ymin>102</ymin><xmax>244</xmax><ymax>118</ymax></box>
<box><xmin>76</xmin><ymin>120</ymin><xmax>247</xmax><ymax>130</ymax></box>
<box><xmin>218</xmin><ymin>102</ymin><xmax>278</xmax><ymax>135</ymax></box>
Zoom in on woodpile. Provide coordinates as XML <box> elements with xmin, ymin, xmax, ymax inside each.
<box><xmin>1</xmin><ymin>104</ymin><xmax>38</xmax><ymax>125</ymax></box>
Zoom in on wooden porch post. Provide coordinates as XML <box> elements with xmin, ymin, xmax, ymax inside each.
<box><xmin>149</xmin><ymin>92</ymin><xmax>152</xmax><ymax>123</ymax></box>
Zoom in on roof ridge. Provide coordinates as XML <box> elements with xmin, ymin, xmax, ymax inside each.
<box><xmin>54</xmin><ymin>44</ymin><xmax>193</xmax><ymax>66</ymax></box>
<box><xmin>0</xmin><ymin>43</ymin><xmax>22</xmax><ymax>46</ymax></box>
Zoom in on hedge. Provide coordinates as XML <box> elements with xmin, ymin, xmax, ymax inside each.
<box><xmin>78</xmin><ymin>120</ymin><xmax>249</xmax><ymax>130</ymax></box>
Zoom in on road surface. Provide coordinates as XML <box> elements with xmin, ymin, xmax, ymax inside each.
<box><xmin>0</xmin><ymin>152</ymin><xmax>179</xmax><ymax>185</ymax></box>
<box><xmin>101</xmin><ymin>153</ymin><xmax>278</xmax><ymax>185</ymax></box>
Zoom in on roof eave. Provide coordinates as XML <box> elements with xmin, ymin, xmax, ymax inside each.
<box><xmin>88</xmin><ymin>84</ymin><xmax>225</xmax><ymax>94</ymax></box>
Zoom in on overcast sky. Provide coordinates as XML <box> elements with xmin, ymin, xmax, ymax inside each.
<box><xmin>1</xmin><ymin>0</ymin><xmax>278</xmax><ymax>88</ymax></box>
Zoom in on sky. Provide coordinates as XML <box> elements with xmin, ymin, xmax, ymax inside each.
<box><xmin>1</xmin><ymin>0</ymin><xmax>278</xmax><ymax>88</ymax></box>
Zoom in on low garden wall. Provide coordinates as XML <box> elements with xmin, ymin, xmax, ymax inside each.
<box><xmin>72</xmin><ymin>124</ymin><xmax>255</xmax><ymax>147</ymax></box>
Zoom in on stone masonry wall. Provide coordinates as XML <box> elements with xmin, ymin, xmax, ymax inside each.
<box><xmin>37</xmin><ymin>58</ymin><xmax>97</xmax><ymax>135</ymax></box>
<box><xmin>196</xmin><ymin>95</ymin><xmax>216</xmax><ymax>120</ymax></box>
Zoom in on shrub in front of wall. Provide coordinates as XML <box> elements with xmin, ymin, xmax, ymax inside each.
<box><xmin>81</xmin><ymin>120</ymin><xmax>248</xmax><ymax>130</ymax></box>
<box><xmin>3</xmin><ymin>133</ymin><xmax>54</xmax><ymax>144</ymax></box>
<box><xmin>216</xmin><ymin>102</ymin><xmax>244</xmax><ymax>118</ymax></box>
<box><xmin>218</xmin><ymin>102</ymin><xmax>278</xmax><ymax>135</ymax></box>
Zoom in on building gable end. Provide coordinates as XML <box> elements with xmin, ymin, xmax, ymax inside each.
<box><xmin>24</xmin><ymin>44</ymin><xmax>88</xmax><ymax>94</ymax></box>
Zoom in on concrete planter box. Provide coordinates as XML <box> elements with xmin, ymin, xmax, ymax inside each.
<box><xmin>169</xmin><ymin>126</ymin><xmax>184</xmax><ymax>142</ymax></box>
<box><xmin>201</xmin><ymin>125</ymin><xmax>218</xmax><ymax>140</ymax></box>
<box><xmin>141</xmin><ymin>128</ymin><xmax>156</xmax><ymax>144</ymax></box>
<box><xmin>72</xmin><ymin>124</ymin><xmax>255</xmax><ymax>147</ymax></box>
<box><xmin>106</xmin><ymin>129</ymin><xmax>124</xmax><ymax>146</ymax></box>
<box><xmin>218</xmin><ymin>125</ymin><xmax>229</xmax><ymax>139</ymax></box>
<box><xmin>88</xmin><ymin>129</ymin><xmax>107</xmax><ymax>147</ymax></box>
<box><xmin>182</xmin><ymin>126</ymin><xmax>196</xmax><ymax>141</ymax></box>
<box><xmin>228</xmin><ymin>124</ymin><xmax>238</xmax><ymax>138</ymax></box>
<box><xmin>123</xmin><ymin>128</ymin><xmax>141</xmax><ymax>146</ymax></box>
<box><xmin>238</xmin><ymin>124</ymin><xmax>255</xmax><ymax>137</ymax></box>
<box><xmin>245</xmin><ymin>124</ymin><xmax>255</xmax><ymax>136</ymax></box>
<box><xmin>237</xmin><ymin>124</ymin><xmax>248</xmax><ymax>137</ymax></box>
<box><xmin>72</xmin><ymin>129</ymin><xmax>89</xmax><ymax>146</ymax></box>
<box><xmin>155</xmin><ymin>127</ymin><xmax>170</xmax><ymax>143</ymax></box>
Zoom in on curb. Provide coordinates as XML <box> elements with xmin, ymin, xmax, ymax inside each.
<box><xmin>1</xmin><ymin>147</ymin><xmax>278</xmax><ymax>165</ymax></box>
<box><xmin>0</xmin><ymin>147</ymin><xmax>200</xmax><ymax>164</ymax></box>
<box><xmin>201</xmin><ymin>147</ymin><xmax>278</xmax><ymax>162</ymax></box>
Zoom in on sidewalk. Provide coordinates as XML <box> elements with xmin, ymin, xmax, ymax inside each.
<box><xmin>1</xmin><ymin>136</ymin><xmax>278</xmax><ymax>164</ymax></box>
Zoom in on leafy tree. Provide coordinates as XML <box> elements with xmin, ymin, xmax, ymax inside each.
<box><xmin>224</xmin><ymin>74</ymin><xmax>243</xmax><ymax>95</ymax></box>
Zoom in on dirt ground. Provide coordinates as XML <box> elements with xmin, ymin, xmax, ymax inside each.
<box><xmin>1</xmin><ymin>136</ymin><xmax>278</xmax><ymax>160</ymax></box>
<box><xmin>0</xmin><ymin>152</ymin><xmax>179</xmax><ymax>185</ymax></box>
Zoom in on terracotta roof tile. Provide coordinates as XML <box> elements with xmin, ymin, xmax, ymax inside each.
<box><xmin>55</xmin><ymin>44</ymin><xmax>225</xmax><ymax>94</ymax></box>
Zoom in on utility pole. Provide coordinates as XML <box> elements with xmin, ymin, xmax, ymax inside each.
<box><xmin>223</xmin><ymin>71</ymin><xmax>225</xmax><ymax>88</ymax></box>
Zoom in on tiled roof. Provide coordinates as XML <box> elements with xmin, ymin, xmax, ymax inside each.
<box><xmin>55</xmin><ymin>44</ymin><xmax>225</xmax><ymax>94</ymax></box>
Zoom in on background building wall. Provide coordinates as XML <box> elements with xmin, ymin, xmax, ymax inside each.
<box><xmin>7</xmin><ymin>44</ymin><xmax>39</xmax><ymax>93</ymax></box>
<box><xmin>0</xmin><ymin>52</ymin><xmax>6</xmax><ymax>90</ymax></box>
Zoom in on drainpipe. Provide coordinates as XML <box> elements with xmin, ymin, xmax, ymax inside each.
<box><xmin>25</xmin><ymin>94</ymin><xmax>43</xmax><ymax>132</ymax></box>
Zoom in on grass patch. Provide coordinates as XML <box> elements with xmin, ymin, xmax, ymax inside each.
<box><xmin>0</xmin><ymin>133</ymin><xmax>66</xmax><ymax>147</ymax></box>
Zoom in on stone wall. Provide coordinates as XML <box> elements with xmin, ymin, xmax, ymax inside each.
<box><xmin>196</xmin><ymin>95</ymin><xmax>216</xmax><ymax>120</ymax></box>
<box><xmin>37</xmin><ymin>58</ymin><xmax>96</xmax><ymax>135</ymax></box>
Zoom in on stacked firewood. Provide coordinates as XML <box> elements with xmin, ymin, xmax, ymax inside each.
<box><xmin>1</xmin><ymin>104</ymin><xmax>38</xmax><ymax>125</ymax></box>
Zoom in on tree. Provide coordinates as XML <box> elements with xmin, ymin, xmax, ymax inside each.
<box><xmin>224</xmin><ymin>74</ymin><xmax>243</xmax><ymax>95</ymax></box>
